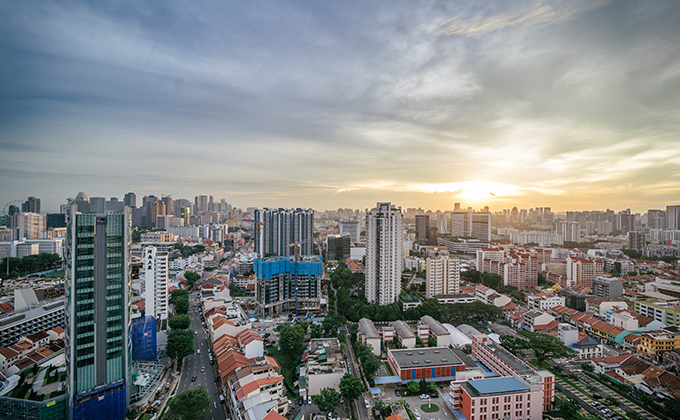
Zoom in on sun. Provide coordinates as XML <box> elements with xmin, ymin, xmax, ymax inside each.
<box><xmin>410</xmin><ymin>181</ymin><xmax>521</xmax><ymax>204</ymax></box>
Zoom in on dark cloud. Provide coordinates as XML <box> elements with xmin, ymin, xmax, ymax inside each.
<box><xmin>1</xmin><ymin>0</ymin><xmax>679</xmax><ymax>211</ymax></box>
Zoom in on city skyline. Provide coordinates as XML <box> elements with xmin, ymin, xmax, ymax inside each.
<box><xmin>3</xmin><ymin>1</ymin><xmax>680</xmax><ymax>213</ymax></box>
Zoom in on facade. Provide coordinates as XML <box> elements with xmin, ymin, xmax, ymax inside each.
<box><xmin>254</xmin><ymin>256</ymin><xmax>322</xmax><ymax>315</ymax></box>
<box><xmin>419</xmin><ymin>315</ymin><xmax>451</xmax><ymax>347</ymax></box>
<box><xmin>556</xmin><ymin>221</ymin><xmax>580</xmax><ymax>243</ymax></box>
<box><xmin>13</xmin><ymin>212</ymin><xmax>46</xmax><ymax>240</ymax></box>
<box><xmin>338</xmin><ymin>220</ymin><xmax>360</xmax><ymax>243</ymax></box>
<box><xmin>628</xmin><ymin>231</ymin><xmax>646</xmax><ymax>251</ymax></box>
<box><xmin>387</xmin><ymin>347</ymin><xmax>465</xmax><ymax>381</ymax></box>
<box><xmin>415</xmin><ymin>215</ymin><xmax>431</xmax><ymax>245</ymax></box>
<box><xmin>451</xmin><ymin>211</ymin><xmax>491</xmax><ymax>242</ymax></box>
<box><xmin>391</xmin><ymin>320</ymin><xmax>416</xmax><ymax>349</ymax></box>
<box><xmin>666</xmin><ymin>205</ymin><xmax>680</xmax><ymax>230</ymax></box>
<box><xmin>527</xmin><ymin>293</ymin><xmax>565</xmax><ymax>312</ymax></box>
<box><xmin>471</xmin><ymin>334</ymin><xmax>554</xmax><ymax>412</ymax></box>
<box><xmin>365</xmin><ymin>202</ymin><xmax>403</xmax><ymax>305</ymax></box>
<box><xmin>566</xmin><ymin>257</ymin><xmax>604</xmax><ymax>289</ymax></box>
<box><xmin>593</xmin><ymin>276</ymin><xmax>624</xmax><ymax>298</ymax></box>
<box><xmin>635</xmin><ymin>300</ymin><xmax>680</xmax><ymax>327</ymax></box>
<box><xmin>253</xmin><ymin>208</ymin><xmax>314</xmax><ymax>258</ymax></box>
<box><xmin>426</xmin><ymin>256</ymin><xmax>460</xmax><ymax>298</ymax></box>
<box><xmin>0</xmin><ymin>299</ymin><xmax>65</xmax><ymax>348</ymax></box>
<box><xmin>142</xmin><ymin>246</ymin><xmax>169</xmax><ymax>320</ymax></box>
<box><xmin>326</xmin><ymin>233</ymin><xmax>351</xmax><ymax>260</ymax></box>
<box><xmin>65</xmin><ymin>206</ymin><xmax>131</xmax><ymax>420</ymax></box>
<box><xmin>357</xmin><ymin>318</ymin><xmax>381</xmax><ymax>356</ymax></box>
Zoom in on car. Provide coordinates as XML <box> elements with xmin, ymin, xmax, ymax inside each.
<box><xmin>195</xmin><ymin>331</ymin><xmax>198</xmax><ymax>335</ymax></box>
<box><xmin>395</xmin><ymin>390</ymin><xmax>400</xmax><ymax>397</ymax></box>
<box><xmin>308</xmin><ymin>396</ymin><xmax>312</xmax><ymax>405</ymax></box>
<box><xmin>414</xmin><ymin>411</ymin><xmax>421</xmax><ymax>420</ymax></box>
<box><xmin>430</xmin><ymin>393</ymin><xmax>438</xmax><ymax>398</ymax></box>
<box><xmin>201</xmin><ymin>366</ymin><xmax>205</xmax><ymax>372</ymax></box>
<box><xmin>591</xmin><ymin>402</ymin><xmax>598</xmax><ymax>407</ymax></box>
<box><xmin>364</xmin><ymin>400</ymin><xmax>370</xmax><ymax>409</ymax></box>
<box><xmin>197</xmin><ymin>349</ymin><xmax>200</xmax><ymax>354</ymax></box>
<box><xmin>298</xmin><ymin>399</ymin><xmax>303</xmax><ymax>406</ymax></box>
<box><xmin>340</xmin><ymin>397</ymin><xmax>344</xmax><ymax>404</ymax></box>
<box><xmin>191</xmin><ymin>376</ymin><xmax>197</xmax><ymax>382</ymax></box>
<box><xmin>420</xmin><ymin>394</ymin><xmax>429</xmax><ymax>400</ymax></box>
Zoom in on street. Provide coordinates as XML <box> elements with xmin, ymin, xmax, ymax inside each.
<box><xmin>176</xmin><ymin>289</ymin><xmax>227</xmax><ymax>420</ymax></box>
<box><xmin>341</xmin><ymin>325</ymin><xmax>370</xmax><ymax>420</ymax></box>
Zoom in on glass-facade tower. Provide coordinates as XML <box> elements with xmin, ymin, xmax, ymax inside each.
<box><xmin>65</xmin><ymin>205</ymin><xmax>130</xmax><ymax>420</ymax></box>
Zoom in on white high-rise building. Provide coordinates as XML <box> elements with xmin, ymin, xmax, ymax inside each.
<box><xmin>142</xmin><ymin>246</ymin><xmax>169</xmax><ymax>320</ymax></box>
<box><xmin>450</xmin><ymin>210</ymin><xmax>491</xmax><ymax>242</ymax></box>
<box><xmin>667</xmin><ymin>205</ymin><xmax>680</xmax><ymax>230</ymax></box>
<box><xmin>365</xmin><ymin>202</ymin><xmax>403</xmax><ymax>305</ymax></box>
<box><xmin>425</xmin><ymin>256</ymin><xmax>460</xmax><ymax>298</ymax></box>
<box><xmin>338</xmin><ymin>220</ymin><xmax>360</xmax><ymax>243</ymax></box>
<box><xmin>556</xmin><ymin>221</ymin><xmax>581</xmax><ymax>243</ymax></box>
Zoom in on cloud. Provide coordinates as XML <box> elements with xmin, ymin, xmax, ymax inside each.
<box><xmin>432</xmin><ymin>0</ymin><xmax>608</xmax><ymax>36</ymax></box>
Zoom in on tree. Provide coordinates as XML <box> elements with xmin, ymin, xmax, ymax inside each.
<box><xmin>581</xmin><ymin>363</ymin><xmax>594</xmax><ymax>373</ymax></box>
<box><xmin>184</xmin><ymin>271</ymin><xmax>201</xmax><ymax>287</ymax></box>
<box><xmin>166</xmin><ymin>386</ymin><xmax>210</xmax><ymax>420</ymax></box>
<box><xmin>313</xmin><ymin>387</ymin><xmax>341</xmax><ymax>416</ymax></box>
<box><xmin>339</xmin><ymin>373</ymin><xmax>365</xmax><ymax>401</ymax></box>
<box><xmin>278</xmin><ymin>323</ymin><xmax>306</xmax><ymax>364</ymax></box>
<box><xmin>173</xmin><ymin>295</ymin><xmax>189</xmax><ymax>314</ymax></box>
<box><xmin>170</xmin><ymin>288</ymin><xmax>189</xmax><ymax>304</ymax></box>
<box><xmin>406</xmin><ymin>380</ymin><xmax>420</xmax><ymax>395</ymax></box>
<box><xmin>537</xmin><ymin>272</ymin><xmax>546</xmax><ymax>286</ymax></box>
<box><xmin>166</xmin><ymin>329</ymin><xmax>195</xmax><ymax>366</ymax></box>
<box><xmin>499</xmin><ymin>335</ymin><xmax>529</xmax><ymax>355</ymax></box>
<box><xmin>168</xmin><ymin>314</ymin><xmax>191</xmax><ymax>330</ymax></box>
<box><xmin>518</xmin><ymin>331</ymin><xmax>576</xmax><ymax>365</ymax></box>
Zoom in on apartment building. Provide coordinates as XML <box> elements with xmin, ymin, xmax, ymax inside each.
<box><xmin>566</xmin><ymin>257</ymin><xmax>604</xmax><ymax>289</ymax></box>
<box><xmin>527</xmin><ymin>293</ymin><xmax>565</xmax><ymax>312</ymax></box>
<box><xmin>426</xmin><ymin>256</ymin><xmax>460</xmax><ymax>298</ymax></box>
<box><xmin>365</xmin><ymin>202</ymin><xmax>403</xmax><ymax>305</ymax></box>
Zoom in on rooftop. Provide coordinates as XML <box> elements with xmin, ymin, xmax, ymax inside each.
<box><xmin>389</xmin><ymin>347</ymin><xmax>463</xmax><ymax>369</ymax></box>
<box><xmin>484</xmin><ymin>341</ymin><xmax>535</xmax><ymax>376</ymax></box>
<box><xmin>465</xmin><ymin>376</ymin><xmax>529</xmax><ymax>396</ymax></box>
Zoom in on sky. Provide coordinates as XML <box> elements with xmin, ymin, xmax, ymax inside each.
<box><xmin>2</xmin><ymin>0</ymin><xmax>680</xmax><ymax>214</ymax></box>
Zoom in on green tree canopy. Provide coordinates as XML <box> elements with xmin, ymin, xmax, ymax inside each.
<box><xmin>173</xmin><ymin>295</ymin><xmax>189</xmax><ymax>314</ymax></box>
<box><xmin>168</xmin><ymin>314</ymin><xmax>191</xmax><ymax>330</ymax></box>
<box><xmin>518</xmin><ymin>331</ymin><xmax>576</xmax><ymax>364</ymax></box>
<box><xmin>166</xmin><ymin>329</ymin><xmax>195</xmax><ymax>363</ymax></box>
<box><xmin>339</xmin><ymin>374</ymin><xmax>365</xmax><ymax>401</ymax></box>
<box><xmin>278</xmin><ymin>323</ymin><xmax>306</xmax><ymax>364</ymax></box>
<box><xmin>184</xmin><ymin>271</ymin><xmax>201</xmax><ymax>287</ymax></box>
<box><xmin>167</xmin><ymin>386</ymin><xmax>210</xmax><ymax>420</ymax></box>
<box><xmin>312</xmin><ymin>387</ymin><xmax>341</xmax><ymax>415</ymax></box>
<box><xmin>406</xmin><ymin>380</ymin><xmax>420</xmax><ymax>395</ymax></box>
<box><xmin>499</xmin><ymin>335</ymin><xmax>530</xmax><ymax>356</ymax></box>
<box><xmin>170</xmin><ymin>288</ymin><xmax>189</xmax><ymax>304</ymax></box>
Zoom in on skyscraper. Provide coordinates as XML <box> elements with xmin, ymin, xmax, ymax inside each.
<box><xmin>415</xmin><ymin>214</ymin><xmax>430</xmax><ymax>245</ymax></box>
<box><xmin>142</xmin><ymin>246</ymin><xmax>169</xmax><ymax>320</ymax></box>
<box><xmin>556</xmin><ymin>221</ymin><xmax>581</xmax><ymax>243</ymax></box>
<box><xmin>450</xmin><ymin>210</ymin><xmax>491</xmax><ymax>242</ymax></box>
<box><xmin>21</xmin><ymin>196</ymin><xmax>41</xmax><ymax>214</ymax></box>
<box><xmin>254</xmin><ymin>208</ymin><xmax>314</xmax><ymax>257</ymax></box>
<box><xmin>124</xmin><ymin>192</ymin><xmax>136</xmax><ymax>208</ymax></box>
<box><xmin>667</xmin><ymin>205</ymin><xmax>680</xmax><ymax>230</ymax></box>
<box><xmin>65</xmin><ymin>205</ymin><xmax>131</xmax><ymax>420</ymax></box>
<box><xmin>365</xmin><ymin>202</ymin><xmax>403</xmax><ymax>305</ymax></box>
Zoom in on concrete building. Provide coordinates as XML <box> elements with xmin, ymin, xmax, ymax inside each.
<box><xmin>418</xmin><ymin>315</ymin><xmax>451</xmax><ymax>347</ymax></box>
<box><xmin>253</xmin><ymin>256</ymin><xmax>322</xmax><ymax>315</ymax></box>
<box><xmin>635</xmin><ymin>300</ymin><xmax>680</xmax><ymax>327</ymax></box>
<box><xmin>566</xmin><ymin>256</ymin><xmax>604</xmax><ymax>289</ymax></box>
<box><xmin>338</xmin><ymin>220</ymin><xmax>360</xmax><ymax>243</ymax></box>
<box><xmin>387</xmin><ymin>347</ymin><xmax>465</xmax><ymax>381</ymax></box>
<box><xmin>391</xmin><ymin>320</ymin><xmax>416</xmax><ymax>349</ymax></box>
<box><xmin>556</xmin><ymin>221</ymin><xmax>580</xmax><ymax>243</ymax></box>
<box><xmin>306</xmin><ymin>338</ymin><xmax>347</xmax><ymax>395</ymax></box>
<box><xmin>451</xmin><ymin>211</ymin><xmax>491</xmax><ymax>242</ymax></box>
<box><xmin>527</xmin><ymin>293</ymin><xmax>565</xmax><ymax>312</ymax></box>
<box><xmin>0</xmin><ymin>299</ymin><xmax>65</xmax><ymax>348</ymax></box>
<box><xmin>326</xmin><ymin>233</ymin><xmax>351</xmax><ymax>260</ymax></box>
<box><xmin>365</xmin><ymin>202</ymin><xmax>403</xmax><ymax>305</ymax></box>
<box><xmin>65</xmin><ymin>205</ymin><xmax>131</xmax><ymax>420</ymax></box>
<box><xmin>593</xmin><ymin>276</ymin><xmax>624</xmax><ymax>298</ymax></box>
<box><xmin>357</xmin><ymin>318</ymin><xmax>381</xmax><ymax>356</ymax></box>
<box><xmin>425</xmin><ymin>256</ymin><xmax>460</xmax><ymax>298</ymax></box>
<box><xmin>628</xmin><ymin>231</ymin><xmax>646</xmax><ymax>251</ymax></box>
<box><xmin>253</xmin><ymin>208</ymin><xmax>314</xmax><ymax>258</ymax></box>
<box><xmin>471</xmin><ymin>334</ymin><xmax>555</xmax><ymax>412</ymax></box>
<box><xmin>142</xmin><ymin>246</ymin><xmax>169</xmax><ymax>321</ymax></box>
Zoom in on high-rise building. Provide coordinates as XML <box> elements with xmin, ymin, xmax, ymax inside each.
<box><xmin>338</xmin><ymin>220</ymin><xmax>360</xmax><ymax>243</ymax></box>
<box><xmin>65</xmin><ymin>205</ymin><xmax>131</xmax><ymax>420</ymax></box>
<box><xmin>13</xmin><ymin>212</ymin><xmax>46</xmax><ymax>239</ymax></box>
<box><xmin>74</xmin><ymin>192</ymin><xmax>89</xmax><ymax>213</ymax></box>
<box><xmin>254</xmin><ymin>255</ymin><xmax>322</xmax><ymax>315</ymax></box>
<box><xmin>556</xmin><ymin>221</ymin><xmax>580</xmax><ymax>243</ymax></box>
<box><xmin>415</xmin><ymin>215</ymin><xmax>430</xmax><ymax>245</ymax></box>
<box><xmin>667</xmin><ymin>205</ymin><xmax>680</xmax><ymax>230</ymax></box>
<box><xmin>425</xmin><ymin>256</ymin><xmax>460</xmax><ymax>298</ymax></box>
<box><xmin>106</xmin><ymin>197</ymin><xmax>125</xmax><ymax>212</ymax></box>
<box><xmin>124</xmin><ymin>192</ymin><xmax>136</xmax><ymax>208</ymax></box>
<box><xmin>365</xmin><ymin>202</ymin><xmax>403</xmax><ymax>305</ymax></box>
<box><xmin>647</xmin><ymin>209</ymin><xmax>666</xmax><ymax>230</ymax></box>
<box><xmin>21</xmin><ymin>196</ymin><xmax>41</xmax><ymax>214</ymax></box>
<box><xmin>629</xmin><ymin>231</ymin><xmax>646</xmax><ymax>251</ymax></box>
<box><xmin>88</xmin><ymin>197</ymin><xmax>106</xmax><ymax>214</ymax></box>
<box><xmin>142</xmin><ymin>246</ymin><xmax>169</xmax><ymax>321</ymax></box>
<box><xmin>326</xmin><ymin>233</ymin><xmax>351</xmax><ymax>260</ymax></box>
<box><xmin>254</xmin><ymin>208</ymin><xmax>314</xmax><ymax>257</ymax></box>
<box><xmin>450</xmin><ymin>210</ymin><xmax>491</xmax><ymax>242</ymax></box>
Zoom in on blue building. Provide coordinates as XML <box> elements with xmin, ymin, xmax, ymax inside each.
<box><xmin>131</xmin><ymin>316</ymin><xmax>157</xmax><ymax>361</ymax></box>
<box><xmin>254</xmin><ymin>256</ymin><xmax>322</xmax><ymax>316</ymax></box>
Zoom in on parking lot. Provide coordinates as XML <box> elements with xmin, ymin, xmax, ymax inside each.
<box><xmin>375</xmin><ymin>389</ymin><xmax>455</xmax><ymax>420</ymax></box>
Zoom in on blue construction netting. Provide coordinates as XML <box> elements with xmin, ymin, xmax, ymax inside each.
<box><xmin>73</xmin><ymin>381</ymin><xmax>126</xmax><ymax>420</ymax></box>
<box><xmin>254</xmin><ymin>256</ymin><xmax>322</xmax><ymax>280</ymax></box>
<box><xmin>131</xmin><ymin>316</ymin><xmax>157</xmax><ymax>361</ymax></box>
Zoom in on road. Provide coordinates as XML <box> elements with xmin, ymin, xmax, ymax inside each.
<box><xmin>341</xmin><ymin>325</ymin><xmax>370</xmax><ymax>420</ymax></box>
<box><xmin>176</xmin><ymin>289</ymin><xmax>227</xmax><ymax>420</ymax></box>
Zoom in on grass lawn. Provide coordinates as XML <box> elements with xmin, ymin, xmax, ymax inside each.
<box><xmin>420</xmin><ymin>404</ymin><xmax>439</xmax><ymax>413</ymax></box>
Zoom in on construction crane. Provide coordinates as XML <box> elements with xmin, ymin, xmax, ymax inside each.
<box><xmin>288</xmin><ymin>239</ymin><xmax>311</xmax><ymax>317</ymax></box>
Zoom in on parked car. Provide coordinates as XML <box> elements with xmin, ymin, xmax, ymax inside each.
<box><xmin>308</xmin><ymin>396</ymin><xmax>312</xmax><ymax>405</ymax></box>
<box><xmin>395</xmin><ymin>390</ymin><xmax>400</xmax><ymax>397</ymax></box>
<box><xmin>414</xmin><ymin>411</ymin><xmax>421</xmax><ymax>420</ymax></box>
<box><xmin>298</xmin><ymin>399</ymin><xmax>303</xmax><ymax>406</ymax></box>
<box><xmin>364</xmin><ymin>400</ymin><xmax>370</xmax><ymax>409</ymax></box>
<box><xmin>191</xmin><ymin>376</ymin><xmax>197</xmax><ymax>382</ymax></box>
<box><xmin>419</xmin><ymin>394</ymin><xmax>429</xmax><ymax>400</ymax></box>
<box><xmin>430</xmin><ymin>393</ymin><xmax>438</xmax><ymax>398</ymax></box>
